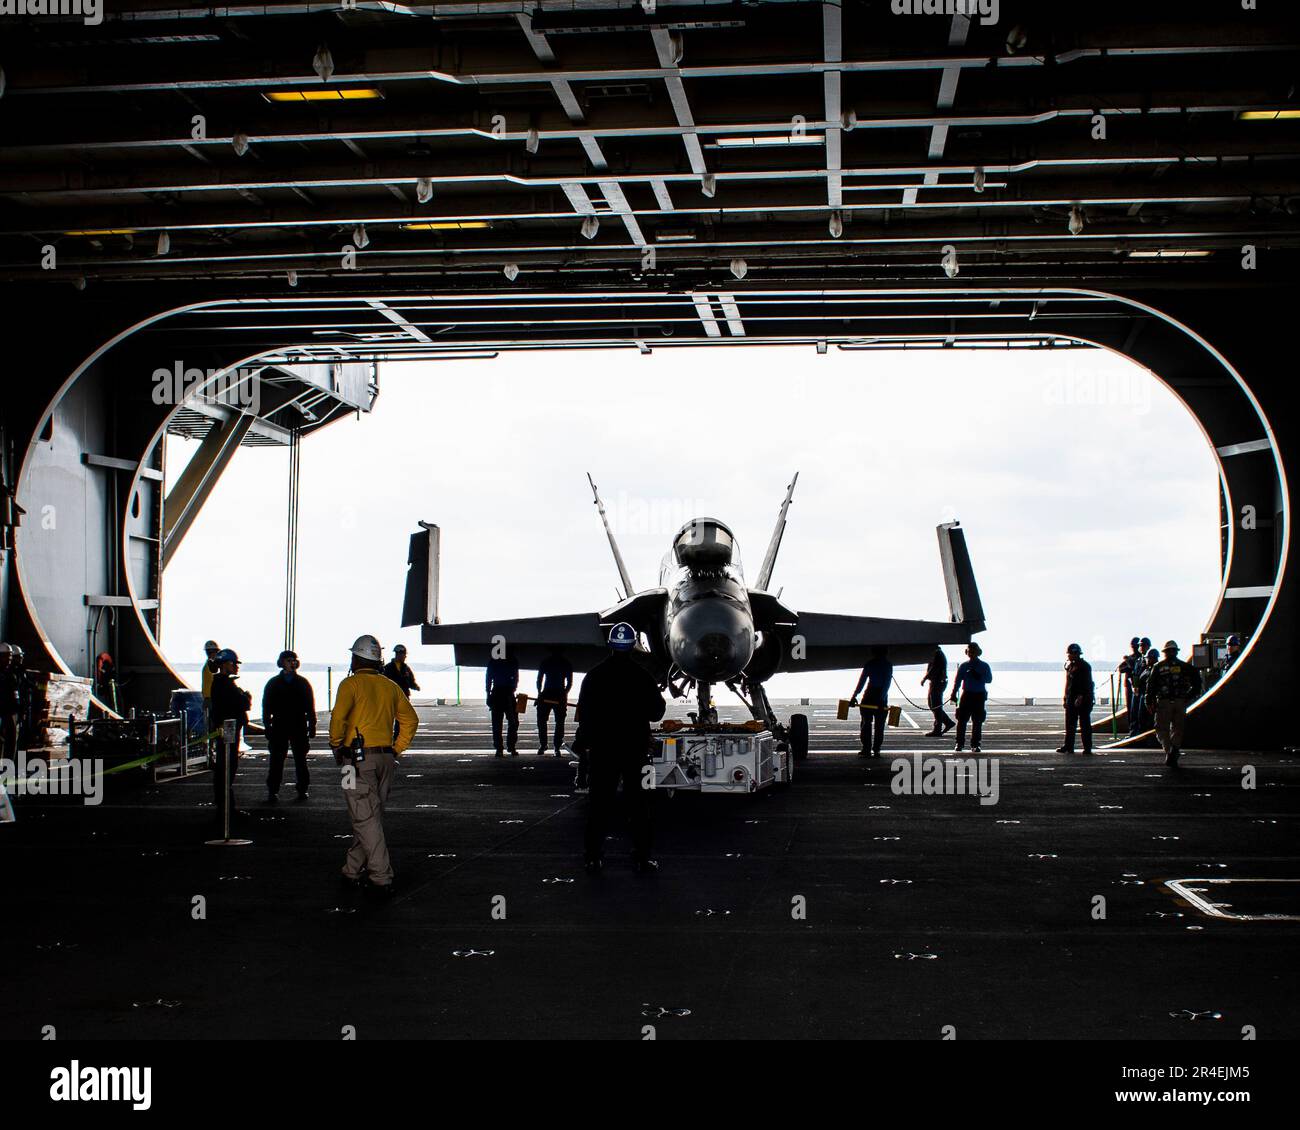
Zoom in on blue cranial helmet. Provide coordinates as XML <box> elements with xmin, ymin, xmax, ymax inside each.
<box><xmin>608</xmin><ymin>622</ymin><xmax>637</xmax><ymax>651</ymax></box>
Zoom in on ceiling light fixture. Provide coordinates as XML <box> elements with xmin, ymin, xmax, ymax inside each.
<box><xmin>713</xmin><ymin>134</ymin><xmax>823</xmax><ymax>148</ymax></box>
<box><xmin>264</xmin><ymin>88</ymin><xmax>382</xmax><ymax>102</ymax></box>
<box><xmin>401</xmin><ymin>221</ymin><xmax>490</xmax><ymax>231</ymax></box>
<box><xmin>1128</xmin><ymin>249</ymin><xmax>1213</xmax><ymax>258</ymax></box>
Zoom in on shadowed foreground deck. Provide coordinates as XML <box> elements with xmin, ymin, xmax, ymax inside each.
<box><xmin>2</xmin><ymin>702</ymin><xmax>1296</xmax><ymax>1040</ymax></box>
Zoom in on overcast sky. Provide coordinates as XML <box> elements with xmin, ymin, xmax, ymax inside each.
<box><xmin>161</xmin><ymin>344</ymin><xmax>1220</xmax><ymax>693</ymax></box>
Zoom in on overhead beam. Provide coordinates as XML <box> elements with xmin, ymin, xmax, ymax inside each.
<box><xmin>597</xmin><ymin>181</ymin><xmax>647</xmax><ymax>247</ymax></box>
<box><xmin>651</xmin><ymin>27</ymin><xmax>707</xmax><ymax>177</ymax></box>
<box><xmin>366</xmin><ymin>298</ymin><xmax>436</xmax><ymax>344</ymax></box>
<box><xmin>10</xmin><ymin>41</ymin><xmax>1299</xmax><ymax>96</ymax></box>
<box><xmin>690</xmin><ymin>294</ymin><xmax>721</xmax><ymax>338</ymax></box>
<box><xmin>906</xmin><ymin>13</ymin><xmax>969</xmax><ymax>205</ymax></box>
<box><xmin>10</xmin><ymin>166</ymin><xmax>1300</xmax><ymax>238</ymax></box>
<box><xmin>175</xmin><ymin>395</ymin><xmax>293</xmax><ymax>445</ymax></box>
<box><xmin>823</xmin><ymin>0</ymin><xmax>842</xmax><ymax>208</ymax></box>
<box><xmin>12</xmin><ymin>221</ymin><xmax>1294</xmax><ymax>283</ymax></box>
<box><xmin>8</xmin><ymin>93</ymin><xmax>1299</xmax><ymax>155</ymax></box>
<box><xmin>161</xmin><ymin>409</ymin><xmax>255</xmax><ymax>569</ymax></box>
<box><xmin>9</xmin><ymin>135</ymin><xmax>1300</xmax><ymax>200</ymax></box>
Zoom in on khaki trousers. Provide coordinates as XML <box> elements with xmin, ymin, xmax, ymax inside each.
<box><xmin>1153</xmin><ymin>699</ymin><xmax>1188</xmax><ymax>754</ymax></box>
<box><xmin>342</xmin><ymin>751</ymin><xmax>397</xmax><ymax>885</ymax></box>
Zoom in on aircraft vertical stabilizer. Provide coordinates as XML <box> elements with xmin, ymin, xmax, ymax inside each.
<box><xmin>937</xmin><ymin>521</ymin><xmax>985</xmax><ymax>630</ymax></box>
<box><xmin>401</xmin><ymin>521</ymin><xmax>441</xmax><ymax>627</ymax></box>
<box><xmin>587</xmin><ymin>473</ymin><xmax>635</xmax><ymax>600</ymax></box>
<box><xmin>755</xmin><ymin>471</ymin><xmax>799</xmax><ymax>592</ymax></box>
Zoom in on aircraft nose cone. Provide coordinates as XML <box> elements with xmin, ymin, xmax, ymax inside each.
<box><xmin>669</xmin><ymin>599</ymin><xmax>755</xmax><ymax>682</ymax></box>
<box><xmin>698</xmin><ymin>632</ymin><xmax>735</xmax><ymax>663</ymax></box>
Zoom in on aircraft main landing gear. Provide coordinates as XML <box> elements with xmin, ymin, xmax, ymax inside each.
<box><xmin>788</xmin><ymin>713</ymin><xmax>809</xmax><ymax>761</ymax></box>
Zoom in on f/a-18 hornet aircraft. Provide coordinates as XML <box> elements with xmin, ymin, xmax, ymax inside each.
<box><xmin>401</xmin><ymin>473</ymin><xmax>985</xmax><ymax>760</ymax></box>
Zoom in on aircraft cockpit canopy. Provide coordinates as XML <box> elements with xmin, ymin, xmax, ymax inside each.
<box><xmin>671</xmin><ymin>518</ymin><xmax>742</xmax><ymax>576</ymax></box>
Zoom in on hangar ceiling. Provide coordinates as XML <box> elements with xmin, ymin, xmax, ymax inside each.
<box><xmin>1</xmin><ymin>0</ymin><xmax>1298</xmax><ymax>307</ymax></box>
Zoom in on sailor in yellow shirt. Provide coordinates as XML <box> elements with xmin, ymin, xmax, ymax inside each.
<box><xmin>329</xmin><ymin>634</ymin><xmax>419</xmax><ymax>897</ymax></box>
<box><xmin>200</xmin><ymin>639</ymin><xmax>221</xmax><ymax>740</ymax></box>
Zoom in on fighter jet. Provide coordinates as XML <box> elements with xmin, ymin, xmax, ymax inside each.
<box><xmin>401</xmin><ymin>474</ymin><xmax>985</xmax><ymax>758</ymax></box>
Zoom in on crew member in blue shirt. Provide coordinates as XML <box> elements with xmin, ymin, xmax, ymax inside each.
<box><xmin>849</xmin><ymin>647</ymin><xmax>893</xmax><ymax>758</ymax></box>
<box><xmin>535</xmin><ymin>647</ymin><xmax>573</xmax><ymax>755</ymax></box>
<box><xmin>1118</xmin><ymin>636</ymin><xmax>1144</xmax><ymax>735</ymax></box>
<box><xmin>949</xmin><ymin>642</ymin><xmax>992</xmax><ymax>753</ymax></box>
<box><xmin>486</xmin><ymin>646</ymin><xmax>520</xmax><ymax>757</ymax></box>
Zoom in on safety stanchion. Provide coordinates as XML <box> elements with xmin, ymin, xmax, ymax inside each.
<box><xmin>206</xmin><ymin>718</ymin><xmax>252</xmax><ymax>847</ymax></box>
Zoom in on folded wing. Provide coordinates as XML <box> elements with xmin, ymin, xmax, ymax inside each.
<box><xmin>420</xmin><ymin>591</ymin><xmax>670</xmax><ymax>675</ymax></box>
<box><xmin>422</xmin><ymin>613</ymin><xmax>610</xmax><ymax>673</ymax></box>
<box><xmin>774</xmin><ymin>522</ymin><xmax>986</xmax><ymax>672</ymax></box>
<box><xmin>778</xmin><ymin>613</ymin><xmax>977</xmax><ymax>671</ymax></box>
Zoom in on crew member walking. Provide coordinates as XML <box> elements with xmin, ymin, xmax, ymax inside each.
<box><xmin>536</xmin><ymin>647</ymin><xmax>573</xmax><ymax>755</ymax></box>
<box><xmin>950</xmin><ymin>642</ymin><xmax>992</xmax><ymax>753</ymax></box>
<box><xmin>1057</xmin><ymin>643</ymin><xmax>1095</xmax><ymax>754</ymax></box>
<box><xmin>262</xmin><ymin>649</ymin><xmax>316</xmax><ymax>802</ymax></box>
<box><xmin>330</xmin><ymin>634</ymin><xmax>419</xmax><ymax>897</ymax></box>
<box><xmin>382</xmin><ymin>643</ymin><xmax>421</xmax><ymax>698</ymax></box>
<box><xmin>921</xmin><ymin>647</ymin><xmax>954</xmax><ymax>737</ymax></box>
<box><xmin>1147</xmin><ymin>640</ymin><xmax>1202</xmax><ymax>769</ymax></box>
<box><xmin>209</xmin><ymin>649</ymin><xmax>252</xmax><ymax>821</ymax></box>
<box><xmin>486</xmin><ymin>646</ymin><xmax>520</xmax><ymax>757</ymax></box>
<box><xmin>575</xmin><ymin>623</ymin><xmax>666</xmax><ymax>875</ymax></box>
<box><xmin>1134</xmin><ymin>645</ymin><xmax>1161</xmax><ymax>732</ymax></box>
<box><xmin>849</xmin><ymin>646</ymin><xmax>893</xmax><ymax>758</ymax></box>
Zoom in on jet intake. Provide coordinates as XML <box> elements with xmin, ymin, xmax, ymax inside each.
<box><xmin>743</xmin><ymin>630</ymin><xmax>783</xmax><ymax>683</ymax></box>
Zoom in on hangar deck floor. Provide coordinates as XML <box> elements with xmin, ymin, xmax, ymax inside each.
<box><xmin>3</xmin><ymin>702</ymin><xmax>1297</xmax><ymax>1041</ymax></box>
